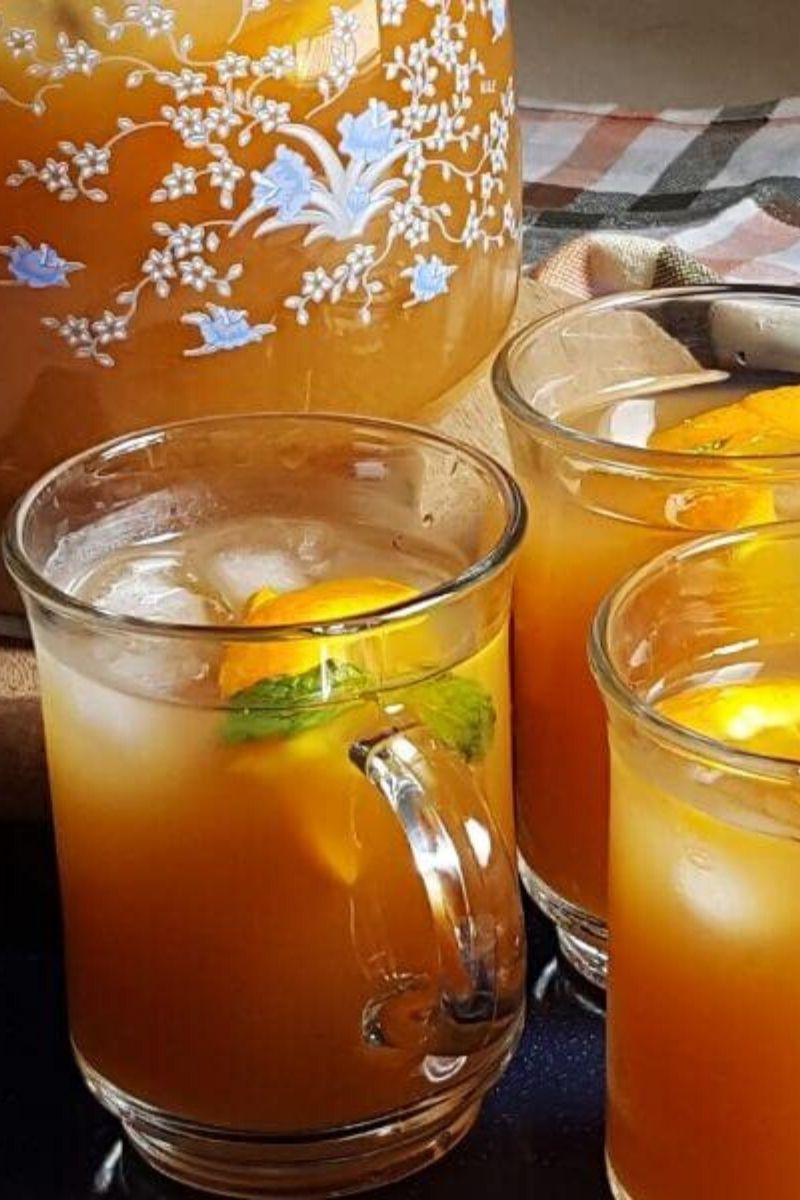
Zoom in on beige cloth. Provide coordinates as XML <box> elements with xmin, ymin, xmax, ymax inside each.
<box><xmin>0</xmin><ymin>278</ymin><xmax>567</xmax><ymax>819</ymax></box>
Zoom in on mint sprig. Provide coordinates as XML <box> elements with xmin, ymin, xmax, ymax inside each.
<box><xmin>400</xmin><ymin>673</ymin><xmax>496</xmax><ymax>763</ymax></box>
<box><xmin>222</xmin><ymin>660</ymin><xmax>369</xmax><ymax>745</ymax></box>
<box><xmin>221</xmin><ymin>659</ymin><xmax>496</xmax><ymax>762</ymax></box>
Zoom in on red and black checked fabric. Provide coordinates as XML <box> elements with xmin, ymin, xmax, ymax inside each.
<box><xmin>520</xmin><ymin>99</ymin><xmax>800</xmax><ymax>290</ymax></box>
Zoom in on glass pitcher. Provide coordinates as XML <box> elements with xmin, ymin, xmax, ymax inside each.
<box><xmin>4</xmin><ymin>411</ymin><xmax>526</xmax><ymax>1196</ymax></box>
<box><xmin>0</xmin><ymin>0</ymin><xmax>521</xmax><ymax>621</ymax></box>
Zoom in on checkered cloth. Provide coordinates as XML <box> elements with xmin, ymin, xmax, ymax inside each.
<box><xmin>521</xmin><ymin>99</ymin><xmax>800</xmax><ymax>296</ymax></box>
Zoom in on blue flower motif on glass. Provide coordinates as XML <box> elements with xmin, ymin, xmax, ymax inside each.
<box><xmin>402</xmin><ymin>254</ymin><xmax>457</xmax><ymax>306</ymax></box>
<box><xmin>231</xmin><ymin>114</ymin><xmax>409</xmax><ymax>246</ymax></box>
<box><xmin>181</xmin><ymin>303</ymin><xmax>275</xmax><ymax>356</ymax></box>
<box><xmin>489</xmin><ymin>0</ymin><xmax>506</xmax><ymax>39</ymax></box>
<box><xmin>338</xmin><ymin>100</ymin><xmax>400</xmax><ymax>164</ymax></box>
<box><xmin>249</xmin><ymin>146</ymin><xmax>314</xmax><ymax>222</ymax></box>
<box><xmin>1</xmin><ymin>235</ymin><xmax>84</xmax><ymax>288</ymax></box>
<box><xmin>345</xmin><ymin>185</ymin><xmax>372</xmax><ymax>218</ymax></box>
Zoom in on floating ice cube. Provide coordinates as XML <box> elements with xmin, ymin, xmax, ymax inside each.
<box><xmin>69</xmin><ymin>553</ymin><xmax>220</xmax><ymax>694</ymax></box>
<box><xmin>84</xmin><ymin>553</ymin><xmax>211</xmax><ymax>625</ymax></box>
<box><xmin>199</xmin><ymin>547</ymin><xmax>308</xmax><ymax>611</ymax></box>
<box><xmin>676</xmin><ymin>846</ymin><xmax>762</xmax><ymax>932</ymax></box>
<box><xmin>39</xmin><ymin>647</ymin><xmax>206</xmax><ymax>780</ymax></box>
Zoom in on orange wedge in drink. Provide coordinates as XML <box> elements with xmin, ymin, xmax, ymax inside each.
<box><xmin>219</xmin><ymin>576</ymin><xmax>419</xmax><ymax>697</ymax></box>
<box><xmin>645</xmin><ymin>384</ymin><xmax>800</xmax><ymax>530</ymax></box>
<box><xmin>650</xmin><ymin>384</ymin><xmax>800</xmax><ymax>457</ymax></box>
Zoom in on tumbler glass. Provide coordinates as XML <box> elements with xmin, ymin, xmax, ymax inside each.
<box><xmin>592</xmin><ymin>522</ymin><xmax>800</xmax><ymax>1200</ymax></box>
<box><xmin>494</xmin><ymin>285</ymin><xmax>800</xmax><ymax>985</ymax></box>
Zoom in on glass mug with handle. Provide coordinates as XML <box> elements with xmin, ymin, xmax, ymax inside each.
<box><xmin>0</xmin><ymin>0</ymin><xmax>521</xmax><ymax>625</ymax></box>
<box><xmin>4</xmin><ymin>413</ymin><xmax>526</xmax><ymax>1197</ymax></box>
<box><xmin>494</xmin><ymin>285</ymin><xmax>800</xmax><ymax>986</ymax></box>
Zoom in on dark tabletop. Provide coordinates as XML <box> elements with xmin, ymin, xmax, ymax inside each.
<box><xmin>0</xmin><ymin>822</ymin><xmax>610</xmax><ymax>1200</ymax></box>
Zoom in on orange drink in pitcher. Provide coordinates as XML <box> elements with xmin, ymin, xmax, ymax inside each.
<box><xmin>0</xmin><ymin>0</ymin><xmax>521</xmax><ymax>620</ymax></box>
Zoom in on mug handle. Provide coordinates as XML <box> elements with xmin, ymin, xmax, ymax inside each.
<box><xmin>350</xmin><ymin>720</ymin><xmax>525</xmax><ymax>1058</ymax></box>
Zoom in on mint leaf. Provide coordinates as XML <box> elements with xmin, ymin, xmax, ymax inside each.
<box><xmin>398</xmin><ymin>674</ymin><xmax>496</xmax><ymax>763</ymax></box>
<box><xmin>221</xmin><ymin>659</ymin><xmax>496</xmax><ymax>763</ymax></box>
<box><xmin>221</xmin><ymin>660</ymin><xmax>369</xmax><ymax>745</ymax></box>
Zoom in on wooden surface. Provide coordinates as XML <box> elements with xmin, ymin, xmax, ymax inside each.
<box><xmin>0</xmin><ymin>278</ymin><xmax>569</xmax><ymax>818</ymax></box>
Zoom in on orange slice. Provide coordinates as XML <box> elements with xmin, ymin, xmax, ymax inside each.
<box><xmin>220</xmin><ymin>576</ymin><xmax>419</xmax><ymax>697</ymax></box>
<box><xmin>650</xmin><ymin>384</ymin><xmax>800</xmax><ymax>456</ymax></box>
<box><xmin>742</xmin><ymin>385</ymin><xmax>800</xmax><ymax>438</ymax></box>
<box><xmin>660</xmin><ymin>681</ymin><xmax>800</xmax><ymax>761</ymax></box>
<box><xmin>643</xmin><ymin>385</ymin><xmax>800</xmax><ymax>529</ymax></box>
<box><xmin>666</xmin><ymin>483</ymin><xmax>777</xmax><ymax>532</ymax></box>
<box><xmin>579</xmin><ymin>470</ymin><xmax>776</xmax><ymax>532</ymax></box>
<box><xmin>649</xmin><ymin>402</ymin><xmax>767</xmax><ymax>455</ymax></box>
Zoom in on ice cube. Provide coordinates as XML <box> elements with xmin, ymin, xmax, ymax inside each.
<box><xmin>38</xmin><ymin>647</ymin><xmax>206</xmax><ymax>781</ymax></box>
<box><xmin>81</xmin><ymin>553</ymin><xmax>212</xmax><ymax>625</ymax></box>
<box><xmin>676</xmin><ymin>846</ymin><xmax>762</xmax><ymax>931</ymax></box>
<box><xmin>199</xmin><ymin>548</ymin><xmax>308</xmax><ymax>611</ymax></box>
<box><xmin>70</xmin><ymin>552</ymin><xmax>219</xmax><ymax>693</ymax></box>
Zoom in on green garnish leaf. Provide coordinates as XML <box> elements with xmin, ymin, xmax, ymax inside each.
<box><xmin>398</xmin><ymin>673</ymin><xmax>496</xmax><ymax>763</ymax></box>
<box><xmin>222</xmin><ymin>660</ymin><xmax>369</xmax><ymax>745</ymax></box>
<box><xmin>221</xmin><ymin>659</ymin><xmax>496</xmax><ymax>763</ymax></box>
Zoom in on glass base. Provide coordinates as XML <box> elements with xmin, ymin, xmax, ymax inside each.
<box><xmin>606</xmin><ymin>1153</ymin><xmax>632</xmax><ymax>1199</ymax></box>
<box><xmin>77</xmin><ymin>1036</ymin><xmax>518</xmax><ymax>1198</ymax></box>
<box><xmin>531</xmin><ymin>956</ymin><xmax>606</xmax><ymax>1020</ymax></box>
<box><xmin>518</xmin><ymin>856</ymin><xmax>609</xmax><ymax>989</ymax></box>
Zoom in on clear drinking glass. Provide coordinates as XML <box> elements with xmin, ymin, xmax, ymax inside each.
<box><xmin>0</xmin><ymin>0</ymin><xmax>521</xmax><ymax>624</ymax></box>
<box><xmin>4</xmin><ymin>413</ymin><xmax>526</xmax><ymax>1197</ymax></box>
<box><xmin>493</xmin><ymin>285</ymin><xmax>800</xmax><ymax>985</ymax></box>
<box><xmin>591</xmin><ymin>522</ymin><xmax>800</xmax><ymax>1200</ymax></box>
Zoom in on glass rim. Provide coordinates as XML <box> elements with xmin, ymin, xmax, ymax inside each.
<box><xmin>589</xmin><ymin>519</ymin><xmax>800</xmax><ymax>785</ymax></box>
<box><xmin>3</xmin><ymin>411</ymin><xmax>526</xmax><ymax>643</ymax></box>
<box><xmin>493</xmin><ymin>283</ymin><xmax>800</xmax><ymax>480</ymax></box>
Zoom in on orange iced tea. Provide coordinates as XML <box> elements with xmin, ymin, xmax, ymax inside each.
<box><xmin>593</xmin><ymin>525</ymin><xmax>800</xmax><ymax>1200</ymax></box>
<box><xmin>497</xmin><ymin>289</ymin><xmax>800</xmax><ymax>984</ymax></box>
<box><xmin>42</xmin><ymin>555</ymin><xmax>517</xmax><ymax>1130</ymax></box>
<box><xmin>7</xmin><ymin>413</ymin><xmax>525</xmax><ymax>1196</ymax></box>
<box><xmin>512</xmin><ymin>375</ymin><xmax>788</xmax><ymax>917</ymax></box>
<box><xmin>0</xmin><ymin>0</ymin><xmax>521</xmax><ymax>615</ymax></box>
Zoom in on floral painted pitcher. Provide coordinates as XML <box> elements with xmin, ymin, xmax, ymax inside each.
<box><xmin>0</xmin><ymin>0</ymin><xmax>520</xmax><ymax>620</ymax></box>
